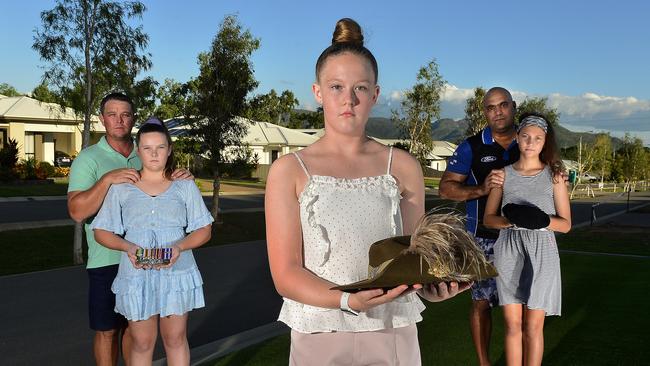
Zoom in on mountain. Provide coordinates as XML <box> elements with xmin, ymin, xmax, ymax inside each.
<box><xmin>365</xmin><ymin>117</ymin><xmax>469</xmax><ymax>143</ymax></box>
<box><xmin>291</xmin><ymin>110</ymin><xmax>620</xmax><ymax>148</ymax></box>
<box><xmin>430</xmin><ymin>118</ymin><xmax>468</xmax><ymax>144</ymax></box>
<box><xmin>366</xmin><ymin>117</ymin><xmax>402</xmax><ymax>138</ymax></box>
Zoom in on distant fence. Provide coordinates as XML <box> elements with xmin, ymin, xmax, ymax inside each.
<box><xmin>570</xmin><ymin>180</ymin><xmax>649</xmax><ymax>199</ymax></box>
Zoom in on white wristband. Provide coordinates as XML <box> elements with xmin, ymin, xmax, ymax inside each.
<box><xmin>339</xmin><ymin>292</ymin><xmax>359</xmax><ymax>316</ymax></box>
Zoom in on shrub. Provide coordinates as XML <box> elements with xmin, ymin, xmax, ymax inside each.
<box><xmin>37</xmin><ymin>161</ymin><xmax>55</xmax><ymax>179</ymax></box>
<box><xmin>221</xmin><ymin>145</ymin><xmax>259</xmax><ymax>179</ymax></box>
<box><xmin>16</xmin><ymin>158</ymin><xmax>38</xmax><ymax>180</ymax></box>
<box><xmin>0</xmin><ymin>138</ymin><xmax>20</xmax><ymax>169</ymax></box>
<box><xmin>53</xmin><ymin>167</ymin><xmax>70</xmax><ymax>177</ymax></box>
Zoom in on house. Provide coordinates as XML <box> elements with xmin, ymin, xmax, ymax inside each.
<box><xmin>369</xmin><ymin>138</ymin><xmax>457</xmax><ymax>172</ymax></box>
<box><xmin>289</xmin><ymin>131</ymin><xmax>457</xmax><ymax>172</ymax></box>
<box><xmin>165</xmin><ymin>117</ymin><xmax>318</xmax><ymax>179</ymax></box>
<box><xmin>0</xmin><ymin>94</ymin><xmax>105</xmax><ymax>164</ymax></box>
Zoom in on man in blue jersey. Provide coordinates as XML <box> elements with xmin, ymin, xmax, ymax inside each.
<box><xmin>439</xmin><ymin>87</ymin><xmax>519</xmax><ymax>366</ymax></box>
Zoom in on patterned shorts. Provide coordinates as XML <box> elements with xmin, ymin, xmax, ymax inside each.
<box><xmin>470</xmin><ymin>236</ymin><xmax>498</xmax><ymax>307</ymax></box>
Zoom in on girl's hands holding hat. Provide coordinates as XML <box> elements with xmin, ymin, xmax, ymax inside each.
<box><xmin>417</xmin><ymin>281</ymin><xmax>472</xmax><ymax>302</ymax></box>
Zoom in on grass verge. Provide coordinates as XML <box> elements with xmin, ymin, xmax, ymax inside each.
<box><xmin>0</xmin><ymin>211</ymin><xmax>266</xmax><ymax>276</ymax></box>
<box><xmin>0</xmin><ymin>181</ymin><xmax>69</xmax><ymax>197</ymax></box>
<box><xmin>202</xmin><ymin>226</ymin><xmax>650</xmax><ymax>366</ymax></box>
<box><xmin>424</xmin><ymin>177</ymin><xmax>440</xmax><ymax>189</ymax></box>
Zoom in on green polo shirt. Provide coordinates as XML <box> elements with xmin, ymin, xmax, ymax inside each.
<box><xmin>68</xmin><ymin>136</ymin><xmax>141</xmax><ymax>269</ymax></box>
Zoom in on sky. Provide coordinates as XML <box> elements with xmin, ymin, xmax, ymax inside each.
<box><xmin>1</xmin><ymin>0</ymin><xmax>649</xmax><ymax>144</ymax></box>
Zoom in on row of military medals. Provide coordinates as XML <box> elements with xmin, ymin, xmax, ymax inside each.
<box><xmin>136</xmin><ymin>248</ymin><xmax>172</xmax><ymax>265</ymax></box>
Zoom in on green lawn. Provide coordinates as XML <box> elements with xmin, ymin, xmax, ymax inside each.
<box><xmin>424</xmin><ymin>177</ymin><xmax>440</xmax><ymax>189</ymax></box>
<box><xmin>220</xmin><ymin>179</ymin><xmax>266</xmax><ymax>189</ymax></box>
<box><xmin>204</xmin><ymin>227</ymin><xmax>650</xmax><ymax>366</ymax></box>
<box><xmin>0</xmin><ymin>181</ymin><xmax>69</xmax><ymax>197</ymax></box>
<box><xmin>0</xmin><ymin>211</ymin><xmax>266</xmax><ymax>276</ymax></box>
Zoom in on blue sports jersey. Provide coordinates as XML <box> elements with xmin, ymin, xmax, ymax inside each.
<box><xmin>446</xmin><ymin>127</ymin><xmax>519</xmax><ymax>239</ymax></box>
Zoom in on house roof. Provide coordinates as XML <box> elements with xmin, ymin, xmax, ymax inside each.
<box><xmin>0</xmin><ymin>94</ymin><xmax>105</xmax><ymax>131</ymax></box>
<box><xmin>165</xmin><ymin>117</ymin><xmax>318</xmax><ymax>147</ymax></box>
<box><xmin>431</xmin><ymin>140</ymin><xmax>457</xmax><ymax>157</ymax></box>
<box><xmin>246</xmin><ymin>121</ymin><xmax>318</xmax><ymax>146</ymax></box>
<box><xmin>370</xmin><ymin>137</ymin><xmax>456</xmax><ymax>160</ymax></box>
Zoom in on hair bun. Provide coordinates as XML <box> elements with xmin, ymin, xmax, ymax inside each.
<box><xmin>332</xmin><ymin>18</ymin><xmax>364</xmax><ymax>46</ymax></box>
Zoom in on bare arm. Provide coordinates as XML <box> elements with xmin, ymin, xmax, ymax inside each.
<box><xmin>160</xmin><ymin>225</ymin><xmax>212</xmax><ymax>268</ymax></box>
<box><xmin>67</xmin><ymin>168</ymin><xmax>140</xmax><ymax>222</ymax></box>
<box><xmin>483</xmin><ymin>187</ymin><xmax>512</xmax><ymax>229</ymax></box>
<box><xmin>548</xmin><ymin>173</ymin><xmax>572</xmax><ymax>233</ymax></box>
<box><xmin>439</xmin><ymin>169</ymin><xmax>504</xmax><ymax>202</ymax></box>
<box><xmin>94</xmin><ymin>228</ymin><xmax>141</xmax><ymax>268</ymax></box>
<box><xmin>392</xmin><ymin>150</ymin><xmax>425</xmax><ymax>234</ymax></box>
<box><xmin>175</xmin><ymin>225</ymin><xmax>211</xmax><ymax>251</ymax></box>
<box><xmin>94</xmin><ymin>228</ymin><xmax>135</xmax><ymax>252</ymax></box>
<box><xmin>265</xmin><ymin>155</ymin><xmax>410</xmax><ymax>313</ymax></box>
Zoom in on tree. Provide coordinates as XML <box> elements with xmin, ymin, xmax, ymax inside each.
<box><xmin>173</xmin><ymin>136</ymin><xmax>202</xmax><ymax>170</ymax></box>
<box><xmin>33</xmin><ymin>0</ymin><xmax>151</xmax><ymax>145</ymax></box>
<box><xmin>31</xmin><ymin>82</ymin><xmax>58</xmax><ymax>103</ymax></box>
<box><xmin>589</xmin><ymin>133</ymin><xmax>614</xmax><ymax>183</ymax></box>
<box><xmin>464</xmin><ymin>87</ymin><xmax>487</xmax><ymax>137</ymax></box>
<box><xmin>515</xmin><ymin>97</ymin><xmax>560</xmax><ymax>126</ymax></box>
<box><xmin>154</xmin><ymin>78</ymin><xmax>189</xmax><ymax>120</ymax></box>
<box><xmin>391</xmin><ymin>59</ymin><xmax>445</xmax><ymax>166</ymax></box>
<box><xmin>244</xmin><ymin>89</ymin><xmax>299</xmax><ymax>125</ymax></box>
<box><xmin>0</xmin><ymin>83</ymin><xmax>21</xmax><ymax>96</ymax></box>
<box><xmin>613</xmin><ymin>134</ymin><xmax>646</xmax><ymax>185</ymax></box>
<box><xmin>186</xmin><ymin>15</ymin><xmax>260</xmax><ymax>221</ymax></box>
<box><xmin>33</xmin><ymin>0</ymin><xmax>151</xmax><ymax>265</ymax></box>
<box><xmin>291</xmin><ymin>107</ymin><xmax>324</xmax><ymax>129</ymax></box>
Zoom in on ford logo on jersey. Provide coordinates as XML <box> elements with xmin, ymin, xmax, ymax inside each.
<box><xmin>481</xmin><ymin>156</ymin><xmax>497</xmax><ymax>163</ymax></box>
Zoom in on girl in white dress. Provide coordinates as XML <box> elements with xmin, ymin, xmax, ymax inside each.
<box><xmin>265</xmin><ymin>18</ymin><xmax>470</xmax><ymax>365</ymax></box>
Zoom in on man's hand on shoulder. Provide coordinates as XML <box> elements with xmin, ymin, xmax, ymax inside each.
<box><xmin>171</xmin><ymin>168</ymin><xmax>194</xmax><ymax>181</ymax></box>
<box><xmin>101</xmin><ymin>168</ymin><xmax>140</xmax><ymax>185</ymax></box>
<box><xmin>480</xmin><ymin>169</ymin><xmax>505</xmax><ymax>195</ymax></box>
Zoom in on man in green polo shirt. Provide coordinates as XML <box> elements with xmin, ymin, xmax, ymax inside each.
<box><xmin>68</xmin><ymin>92</ymin><xmax>191</xmax><ymax>365</ymax></box>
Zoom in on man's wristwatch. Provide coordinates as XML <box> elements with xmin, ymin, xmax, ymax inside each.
<box><xmin>340</xmin><ymin>292</ymin><xmax>359</xmax><ymax>316</ymax></box>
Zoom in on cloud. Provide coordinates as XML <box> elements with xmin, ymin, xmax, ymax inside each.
<box><xmin>389</xmin><ymin>90</ymin><xmax>403</xmax><ymax>102</ymax></box>
<box><xmin>375</xmin><ymin>84</ymin><xmax>650</xmax><ymax>145</ymax></box>
<box><xmin>299</xmin><ymin>101</ymin><xmax>317</xmax><ymax>111</ymax></box>
<box><xmin>546</xmin><ymin>92</ymin><xmax>650</xmax><ymax>119</ymax></box>
<box><xmin>441</xmin><ymin>84</ymin><xmax>474</xmax><ymax>103</ymax></box>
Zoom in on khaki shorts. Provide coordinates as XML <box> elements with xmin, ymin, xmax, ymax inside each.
<box><xmin>289</xmin><ymin>324</ymin><xmax>420</xmax><ymax>366</ymax></box>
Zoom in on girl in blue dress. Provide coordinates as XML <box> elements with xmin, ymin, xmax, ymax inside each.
<box><xmin>93</xmin><ymin>118</ymin><xmax>213</xmax><ymax>365</ymax></box>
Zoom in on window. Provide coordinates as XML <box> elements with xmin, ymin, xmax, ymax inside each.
<box><xmin>24</xmin><ymin>133</ymin><xmax>35</xmax><ymax>160</ymax></box>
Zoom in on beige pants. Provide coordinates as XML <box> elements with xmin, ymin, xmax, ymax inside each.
<box><xmin>289</xmin><ymin>325</ymin><xmax>421</xmax><ymax>366</ymax></box>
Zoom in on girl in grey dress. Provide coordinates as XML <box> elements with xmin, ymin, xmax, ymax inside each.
<box><xmin>484</xmin><ymin>113</ymin><xmax>571</xmax><ymax>366</ymax></box>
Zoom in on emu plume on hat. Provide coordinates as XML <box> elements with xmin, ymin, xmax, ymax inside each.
<box><xmin>332</xmin><ymin>211</ymin><xmax>498</xmax><ymax>292</ymax></box>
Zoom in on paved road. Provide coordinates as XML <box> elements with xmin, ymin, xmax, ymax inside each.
<box><xmin>1</xmin><ymin>190</ymin><xmax>643</xmax><ymax>226</ymax></box>
<box><xmin>0</xmin><ymin>240</ymin><xmax>282</xmax><ymax>366</ymax></box>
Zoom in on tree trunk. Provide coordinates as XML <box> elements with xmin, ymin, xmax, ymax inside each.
<box><xmin>73</xmin><ymin>3</ymin><xmax>95</xmax><ymax>265</ymax></box>
<box><xmin>73</xmin><ymin>222</ymin><xmax>84</xmax><ymax>264</ymax></box>
<box><xmin>211</xmin><ymin>168</ymin><xmax>222</xmax><ymax>224</ymax></box>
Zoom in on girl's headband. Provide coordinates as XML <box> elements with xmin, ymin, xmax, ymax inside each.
<box><xmin>518</xmin><ymin>115</ymin><xmax>548</xmax><ymax>134</ymax></box>
<box><xmin>143</xmin><ymin>117</ymin><xmax>164</xmax><ymax>126</ymax></box>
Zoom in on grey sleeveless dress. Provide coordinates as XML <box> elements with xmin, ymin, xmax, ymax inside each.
<box><xmin>494</xmin><ymin>165</ymin><xmax>562</xmax><ymax>316</ymax></box>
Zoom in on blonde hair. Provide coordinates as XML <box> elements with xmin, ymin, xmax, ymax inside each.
<box><xmin>315</xmin><ymin>18</ymin><xmax>378</xmax><ymax>83</ymax></box>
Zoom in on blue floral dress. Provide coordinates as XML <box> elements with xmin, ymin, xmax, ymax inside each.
<box><xmin>91</xmin><ymin>180</ymin><xmax>213</xmax><ymax>321</ymax></box>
